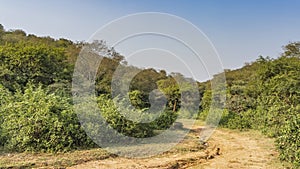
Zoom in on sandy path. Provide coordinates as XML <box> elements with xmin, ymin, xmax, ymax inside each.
<box><xmin>68</xmin><ymin>127</ymin><xmax>282</xmax><ymax>169</ymax></box>
<box><xmin>188</xmin><ymin>129</ymin><xmax>282</xmax><ymax>169</ymax></box>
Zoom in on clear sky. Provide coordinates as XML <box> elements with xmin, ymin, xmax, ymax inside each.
<box><xmin>1</xmin><ymin>0</ymin><xmax>300</xmax><ymax>81</ymax></box>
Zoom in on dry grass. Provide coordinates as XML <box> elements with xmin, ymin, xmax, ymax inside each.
<box><xmin>1</xmin><ymin>120</ymin><xmax>289</xmax><ymax>169</ymax></box>
<box><xmin>0</xmin><ymin>120</ymin><xmax>204</xmax><ymax>169</ymax></box>
<box><xmin>0</xmin><ymin>148</ymin><xmax>111</xmax><ymax>169</ymax></box>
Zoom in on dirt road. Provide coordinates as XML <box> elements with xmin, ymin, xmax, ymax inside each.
<box><xmin>68</xmin><ymin>127</ymin><xmax>283</xmax><ymax>169</ymax></box>
<box><xmin>190</xmin><ymin>129</ymin><xmax>282</xmax><ymax>169</ymax></box>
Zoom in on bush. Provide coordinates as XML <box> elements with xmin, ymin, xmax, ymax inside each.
<box><xmin>1</xmin><ymin>84</ymin><xmax>94</xmax><ymax>152</ymax></box>
<box><xmin>151</xmin><ymin>110</ymin><xmax>178</xmax><ymax>130</ymax></box>
<box><xmin>85</xmin><ymin>95</ymin><xmax>179</xmax><ymax>142</ymax></box>
<box><xmin>0</xmin><ymin>85</ymin><xmax>12</xmax><ymax>147</ymax></box>
<box><xmin>97</xmin><ymin>95</ymin><xmax>155</xmax><ymax>139</ymax></box>
<box><xmin>276</xmin><ymin>107</ymin><xmax>300</xmax><ymax>167</ymax></box>
<box><xmin>224</xmin><ymin>110</ymin><xmax>253</xmax><ymax>130</ymax></box>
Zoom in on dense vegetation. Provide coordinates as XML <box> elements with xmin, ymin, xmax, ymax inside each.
<box><xmin>199</xmin><ymin>43</ymin><xmax>300</xmax><ymax>167</ymax></box>
<box><xmin>0</xmin><ymin>24</ymin><xmax>190</xmax><ymax>152</ymax></box>
<box><xmin>0</xmin><ymin>24</ymin><xmax>299</xmax><ymax>167</ymax></box>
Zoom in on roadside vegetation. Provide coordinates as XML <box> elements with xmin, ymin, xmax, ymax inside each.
<box><xmin>0</xmin><ymin>24</ymin><xmax>299</xmax><ymax>168</ymax></box>
<box><xmin>199</xmin><ymin>43</ymin><xmax>300</xmax><ymax>167</ymax></box>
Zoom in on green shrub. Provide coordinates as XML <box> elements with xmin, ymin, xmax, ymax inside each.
<box><xmin>276</xmin><ymin>107</ymin><xmax>300</xmax><ymax>167</ymax></box>
<box><xmin>223</xmin><ymin>109</ymin><xmax>254</xmax><ymax>130</ymax></box>
<box><xmin>1</xmin><ymin>84</ymin><xmax>94</xmax><ymax>152</ymax></box>
<box><xmin>151</xmin><ymin>110</ymin><xmax>178</xmax><ymax>130</ymax></box>
<box><xmin>96</xmin><ymin>95</ymin><xmax>155</xmax><ymax>139</ymax></box>
<box><xmin>0</xmin><ymin>85</ymin><xmax>12</xmax><ymax>147</ymax></box>
<box><xmin>86</xmin><ymin>95</ymin><xmax>179</xmax><ymax>142</ymax></box>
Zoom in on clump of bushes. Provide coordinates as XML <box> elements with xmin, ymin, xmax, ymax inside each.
<box><xmin>198</xmin><ymin>53</ymin><xmax>300</xmax><ymax>167</ymax></box>
<box><xmin>276</xmin><ymin>107</ymin><xmax>300</xmax><ymax>167</ymax></box>
<box><xmin>0</xmin><ymin>84</ymin><xmax>180</xmax><ymax>152</ymax></box>
<box><xmin>0</xmin><ymin>84</ymin><xmax>95</xmax><ymax>152</ymax></box>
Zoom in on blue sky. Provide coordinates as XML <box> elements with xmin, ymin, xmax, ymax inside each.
<box><xmin>1</xmin><ymin>0</ymin><xmax>300</xmax><ymax>81</ymax></box>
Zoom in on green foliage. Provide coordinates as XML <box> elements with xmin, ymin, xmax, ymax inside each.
<box><xmin>226</xmin><ymin>80</ymin><xmax>256</xmax><ymax>114</ymax></box>
<box><xmin>0</xmin><ymin>84</ymin><xmax>94</xmax><ymax>152</ymax></box>
<box><xmin>0</xmin><ymin>42</ymin><xmax>71</xmax><ymax>91</ymax></box>
<box><xmin>0</xmin><ymin>26</ymin><xmax>184</xmax><ymax>153</ymax></box>
<box><xmin>157</xmin><ymin>77</ymin><xmax>181</xmax><ymax>111</ymax></box>
<box><xmin>282</xmin><ymin>42</ymin><xmax>300</xmax><ymax>57</ymax></box>
<box><xmin>276</xmin><ymin>106</ymin><xmax>300</xmax><ymax>166</ymax></box>
<box><xmin>95</xmin><ymin>95</ymin><xmax>179</xmax><ymax>138</ymax></box>
<box><xmin>221</xmin><ymin>109</ymin><xmax>254</xmax><ymax>130</ymax></box>
<box><xmin>0</xmin><ymin>85</ymin><xmax>12</xmax><ymax>146</ymax></box>
<box><xmin>254</xmin><ymin>56</ymin><xmax>300</xmax><ymax>136</ymax></box>
<box><xmin>130</xmin><ymin>68</ymin><xmax>164</xmax><ymax>94</ymax></box>
<box><xmin>0</xmin><ymin>25</ymin><xmax>299</xmax><ymax>167</ymax></box>
<box><xmin>96</xmin><ymin>56</ymin><xmax>121</xmax><ymax>95</ymax></box>
<box><xmin>215</xmin><ymin>48</ymin><xmax>300</xmax><ymax>167</ymax></box>
<box><xmin>151</xmin><ymin>110</ymin><xmax>178</xmax><ymax>130</ymax></box>
<box><xmin>128</xmin><ymin>90</ymin><xmax>150</xmax><ymax>109</ymax></box>
<box><xmin>199</xmin><ymin>89</ymin><xmax>212</xmax><ymax>112</ymax></box>
<box><xmin>97</xmin><ymin>95</ymin><xmax>155</xmax><ymax>138</ymax></box>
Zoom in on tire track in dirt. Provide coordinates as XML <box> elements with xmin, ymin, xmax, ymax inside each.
<box><xmin>68</xmin><ymin>127</ymin><xmax>283</xmax><ymax>169</ymax></box>
<box><xmin>188</xmin><ymin>129</ymin><xmax>282</xmax><ymax>169</ymax></box>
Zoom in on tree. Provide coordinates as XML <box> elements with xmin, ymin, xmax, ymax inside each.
<box><xmin>283</xmin><ymin>42</ymin><xmax>300</xmax><ymax>57</ymax></box>
<box><xmin>157</xmin><ymin>77</ymin><xmax>181</xmax><ymax>112</ymax></box>
<box><xmin>0</xmin><ymin>42</ymin><xmax>70</xmax><ymax>91</ymax></box>
<box><xmin>0</xmin><ymin>24</ymin><xmax>4</xmax><ymax>37</ymax></box>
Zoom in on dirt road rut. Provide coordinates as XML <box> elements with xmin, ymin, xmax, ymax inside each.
<box><xmin>68</xmin><ymin>128</ymin><xmax>282</xmax><ymax>169</ymax></box>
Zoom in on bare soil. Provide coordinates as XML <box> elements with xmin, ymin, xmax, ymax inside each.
<box><xmin>189</xmin><ymin>129</ymin><xmax>284</xmax><ymax>169</ymax></box>
<box><xmin>68</xmin><ymin>126</ymin><xmax>284</xmax><ymax>169</ymax></box>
